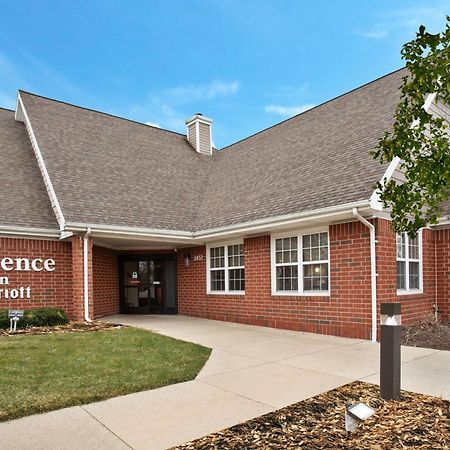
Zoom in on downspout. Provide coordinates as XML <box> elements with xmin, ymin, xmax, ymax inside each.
<box><xmin>352</xmin><ymin>208</ymin><xmax>377</xmax><ymax>342</ymax></box>
<box><xmin>83</xmin><ymin>228</ymin><xmax>92</xmax><ymax>322</ymax></box>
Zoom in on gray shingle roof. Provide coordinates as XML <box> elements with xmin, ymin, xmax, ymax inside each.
<box><xmin>196</xmin><ymin>69</ymin><xmax>405</xmax><ymax>230</ymax></box>
<box><xmin>0</xmin><ymin>107</ymin><xmax>58</xmax><ymax>230</ymax></box>
<box><xmin>19</xmin><ymin>92</ymin><xmax>213</xmax><ymax>230</ymax></box>
<box><xmin>4</xmin><ymin>68</ymin><xmax>407</xmax><ymax>232</ymax></box>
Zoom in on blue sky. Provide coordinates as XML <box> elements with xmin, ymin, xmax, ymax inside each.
<box><xmin>0</xmin><ymin>1</ymin><xmax>448</xmax><ymax>148</ymax></box>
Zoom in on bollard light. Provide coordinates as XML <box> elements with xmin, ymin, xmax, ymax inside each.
<box><xmin>380</xmin><ymin>302</ymin><xmax>401</xmax><ymax>400</ymax></box>
<box><xmin>345</xmin><ymin>402</ymin><xmax>375</xmax><ymax>432</ymax></box>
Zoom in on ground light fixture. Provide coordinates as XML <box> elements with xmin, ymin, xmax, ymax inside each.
<box><xmin>345</xmin><ymin>402</ymin><xmax>376</xmax><ymax>432</ymax></box>
<box><xmin>380</xmin><ymin>302</ymin><xmax>402</xmax><ymax>400</ymax></box>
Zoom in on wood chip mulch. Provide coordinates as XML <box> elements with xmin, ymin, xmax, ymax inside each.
<box><xmin>0</xmin><ymin>321</ymin><xmax>124</xmax><ymax>337</ymax></box>
<box><xmin>172</xmin><ymin>382</ymin><xmax>449</xmax><ymax>450</ymax></box>
<box><xmin>402</xmin><ymin>320</ymin><xmax>450</xmax><ymax>351</ymax></box>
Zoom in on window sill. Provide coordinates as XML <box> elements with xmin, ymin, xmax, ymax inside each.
<box><xmin>397</xmin><ymin>289</ymin><xmax>423</xmax><ymax>296</ymax></box>
<box><xmin>207</xmin><ymin>291</ymin><xmax>245</xmax><ymax>296</ymax></box>
<box><xmin>271</xmin><ymin>291</ymin><xmax>330</xmax><ymax>297</ymax></box>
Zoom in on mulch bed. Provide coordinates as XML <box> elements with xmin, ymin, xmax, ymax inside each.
<box><xmin>172</xmin><ymin>382</ymin><xmax>449</xmax><ymax>450</ymax></box>
<box><xmin>0</xmin><ymin>321</ymin><xmax>123</xmax><ymax>337</ymax></box>
<box><xmin>402</xmin><ymin>320</ymin><xmax>450</xmax><ymax>351</ymax></box>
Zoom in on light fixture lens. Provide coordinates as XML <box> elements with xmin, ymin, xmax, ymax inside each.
<box><xmin>347</xmin><ymin>402</ymin><xmax>375</xmax><ymax>421</ymax></box>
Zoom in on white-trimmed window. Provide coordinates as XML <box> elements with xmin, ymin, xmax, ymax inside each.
<box><xmin>272</xmin><ymin>230</ymin><xmax>329</xmax><ymax>295</ymax></box>
<box><xmin>396</xmin><ymin>231</ymin><xmax>422</xmax><ymax>293</ymax></box>
<box><xmin>208</xmin><ymin>242</ymin><xmax>245</xmax><ymax>294</ymax></box>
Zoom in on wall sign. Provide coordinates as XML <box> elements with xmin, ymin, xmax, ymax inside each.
<box><xmin>0</xmin><ymin>257</ymin><xmax>56</xmax><ymax>301</ymax></box>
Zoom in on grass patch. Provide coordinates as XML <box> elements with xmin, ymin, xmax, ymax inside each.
<box><xmin>0</xmin><ymin>327</ymin><xmax>211</xmax><ymax>421</ymax></box>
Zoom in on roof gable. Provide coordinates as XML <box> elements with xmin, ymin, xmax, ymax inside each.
<box><xmin>18</xmin><ymin>92</ymin><xmax>213</xmax><ymax>231</ymax></box>
<box><xmin>8</xmin><ymin>68</ymin><xmax>406</xmax><ymax>234</ymax></box>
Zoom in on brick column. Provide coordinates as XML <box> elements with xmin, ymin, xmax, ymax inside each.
<box><xmin>375</xmin><ymin>218</ymin><xmax>397</xmax><ymax>305</ymax></box>
<box><xmin>244</xmin><ymin>235</ymin><xmax>271</xmax><ymax>300</ymax></box>
<box><xmin>71</xmin><ymin>235</ymin><xmax>93</xmax><ymax>321</ymax></box>
<box><xmin>436</xmin><ymin>229</ymin><xmax>450</xmax><ymax>321</ymax></box>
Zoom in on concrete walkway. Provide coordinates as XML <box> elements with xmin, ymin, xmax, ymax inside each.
<box><xmin>1</xmin><ymin>315</ymin><xmax>449</xmax><ymax>450</ymax></box>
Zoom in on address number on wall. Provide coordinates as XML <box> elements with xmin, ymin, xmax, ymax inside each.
<box><xmin>193</xmin><ymin>254</ymin><xmax>205</xmax><ymax>262</ymax></box>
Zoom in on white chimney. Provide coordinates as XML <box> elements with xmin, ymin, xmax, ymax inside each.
<box><xmin>185</xmin><ymin>113</ymin><xmax>213</xmax><ymax>155</ymax></box>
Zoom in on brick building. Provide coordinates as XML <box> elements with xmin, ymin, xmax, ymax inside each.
<box><xmin>1</xmin><ymin>68</ymin><xmax>449</xmax><ymax>340</ymax></box>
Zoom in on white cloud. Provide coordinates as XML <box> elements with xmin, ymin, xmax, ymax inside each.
<box><xmin>355</xmin><ymin>27</ymin><xmax>388</xmax><ymax>39</ymax></box>
<box><xmin>130</xmin><ymin>80</ymin><xmax>240</xmax><ymax>132</ymax></box>
<box><xmin>265</xmin><ymin>103</ymin><xmax>315</xmax><ymax>117</ymax></box>
<box><xmin>165</xmin><ymin>80</ymin><xmax>240</xmax><ymax>104</ymax></box>
<box><xmin>145</xmin><ymin>121</ymin><xmax>161</xmax><ymax>128</ymax></box>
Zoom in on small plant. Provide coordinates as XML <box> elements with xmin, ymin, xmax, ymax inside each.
<box><xmin>0</xmin><ymin>307</ymin><xmax>69</xmax><ymax>329</ymax></box>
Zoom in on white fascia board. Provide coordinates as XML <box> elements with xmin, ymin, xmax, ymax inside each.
<box><xmin>369</xmin><ymin>93</ymin><xmax>444</xmax><ymax>213</ymax></box>
<box><xmin>431</xmin><ymin>217</ymin><xmax>450</xmax><ymax>228</ymax></box>
<box><xmin>17</xmin><ymin>92</ymin><xmax>66</xmax><ymax>232</ymax></box>
<box><xmin>193</xmin><ymin>200</ymin><xmax>372</xmax><ymax>241</ymax></box>
<box><xmin>64</xmin><ymin>201</ymin><xmax>375</xmax><ymax>244</ymax></box>
<box><xmin>369</xmin><ymin>156</ymin><xmax>401</xmax><ymax>211</ymax></box>
<box><xmin>14</xmin><ymin>94</ymin><xmax>25</xmax><ymax>122</ymax></box>
<box><xmin>0</xmin><ymin>225</ymin><xmax>60</xmax><ymax>240</ymax></box>
<box><xmin>64</xmin><ymin>222</ymin><xmax>195</xmax><ymax>244</ymax></box>
<box><xmin>423</xmin><ymin>92</ymin><xmax>437</xmax><ymax>113</ymax></box>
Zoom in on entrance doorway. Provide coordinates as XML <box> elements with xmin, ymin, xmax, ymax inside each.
<box><xmin>119</xmin><ymin>255</ymin><xmax>177</xmax><ymax>314</ymax></box>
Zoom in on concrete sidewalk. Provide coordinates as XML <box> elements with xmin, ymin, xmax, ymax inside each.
<box><xmin>1</xmin><ymin>315</ymin><xmax>449</xmax><ymax>450</ymax></box>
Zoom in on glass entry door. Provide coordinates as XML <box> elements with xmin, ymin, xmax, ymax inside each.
<box><xmin>122</xmin><ymin>259</ymin><xmax>164</xmax><ymax>313</ymax></box>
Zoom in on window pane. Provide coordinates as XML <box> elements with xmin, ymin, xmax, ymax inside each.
<box><xmin>409</xmin><ymin>262</ymin><xmax>420</xmax><ymax>290</ymax></box>
<box><xmin>409</xmin><ymin>235</ymin><xmax>419</xmax><ymax>260</ymax></box>
<box><xmin>275</xmin><ymin>237</ymin><xmax>298</xmax><ymax>264</ymax></box>
<box><xmin>276</xmin><ymin>265</ymin><xmax>298</xmax><ymax>291</ymax></box>
<box><xmin>210</xmin><ymin>246</ymin><xmax>225</xmax><ymax>269</ymax></box>
<box><xmin>303</xmin><ymin>233</ymin><xmax>328</xmax><ymax>262</ymax></box>
<box><xmin>210</xmin><ymin>269</ymin><xmax>225</xmax><ymax>291</ymax></box>
<box><xmin>303</xmin><ymin>263</ymin><xmax>328</xmax><ymax>291</ymax></box>
<box><xmin>397</xmin><ymin>261</ymin><xmax>406</xmax><ymax>290</ymax></box>
<box><xmin>396</xmin><ymin>234</ymin><xmax>406</xmax><ymax>259</ymax></box>
<box><xmin>311</xmin><ymin>247</ymin><xmax>320</xmax><ymax>261</ymax></box>
<box><xmin>228</xmin><ymin>244</ymin><xmax>244</xmax><ymax>267</ymax></box>
<box><xmin>229</xmin><ymin>268</ymin><xmax>245</xmax><ymax>291</ymax></box>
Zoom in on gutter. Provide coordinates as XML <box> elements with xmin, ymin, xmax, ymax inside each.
<box><xmin>0</xmin><ymin>226</ymin><xmax>60</xmax><ymax>239</ymax></box>
<box><xmin>64</xmin><ymin>201</ymin><xmax>371</xmax><ymax>245</ymax></box>
<box><xmin>83</xmin><ymin>228</ymin><xmax>92</xmax><ymax>322</ymax></box>
<box><xmin>352</xmin><ymin>208</ymin><xmax>377</xmax><ymax>343</ymax></box>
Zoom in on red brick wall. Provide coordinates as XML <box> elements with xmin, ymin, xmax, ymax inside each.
<box><xmin>436</xmin><ymin>229</ymin><xmax>450</xmax><ymax>321</ymax></box>
<box><xmin>92</xmin><ymin>245</ymin><xmax>119</xmax><ymax>318</ymax></box>
<box><xmin>376</xmin><ymin>220</ymin><xmax>437</xmax><ymax>323</ymax></box>
<box><xmin>71</xmin><ymin>236</ymin><xmax>93</xmax><ymax>320</ymax></box>
<box><xmin>179</xmin><ymin>221</ymin><xmax>373</xmax><ymax>339</ymax></box>
<box><xmin>0</xmin><ymin>237</ymin><xmax>74</xmax><ymax>317</ymax></box>
<box><xmin>178</xmin><ymin>219</ymin><xmax>440</xmax><ymax>339</ymax></box>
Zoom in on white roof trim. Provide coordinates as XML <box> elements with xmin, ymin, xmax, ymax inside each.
<box><xmin>0</xmin><ymin>225</ymin><xmax>60</xmax><ymax>239</ymax></box>
<box><xmin>369</xmin><ymin>93</ymin><xmax>442</xmax><ymax>212</ymax></box>
<box><xmin>423</xmin><ymin>92</ymin><xmax>437</xmax><ymax>113</ymax></box>
<box><xmin>16</xmin><ymin>92</ymin><xmax>66</xmax><ymax>232</ymax></box>
<box><xmin>194</xmin><ymin>200</ymin><xmax>371</xmax><ymax>240</ymax></box>
<box><xmin>64</xmin><ymin>200</ymin><xmax>371</xmax><ymax>243</ymax></box>
<box><xmin>369</xmin><ymin>156</ymin><xmax>401</xmax><ymax>211</ymax></box>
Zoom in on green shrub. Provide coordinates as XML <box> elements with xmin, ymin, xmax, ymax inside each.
<box><xmin>0</xmin><ymin>307</ymin><xmax>69</xmax><ymax>330</ymax></box>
